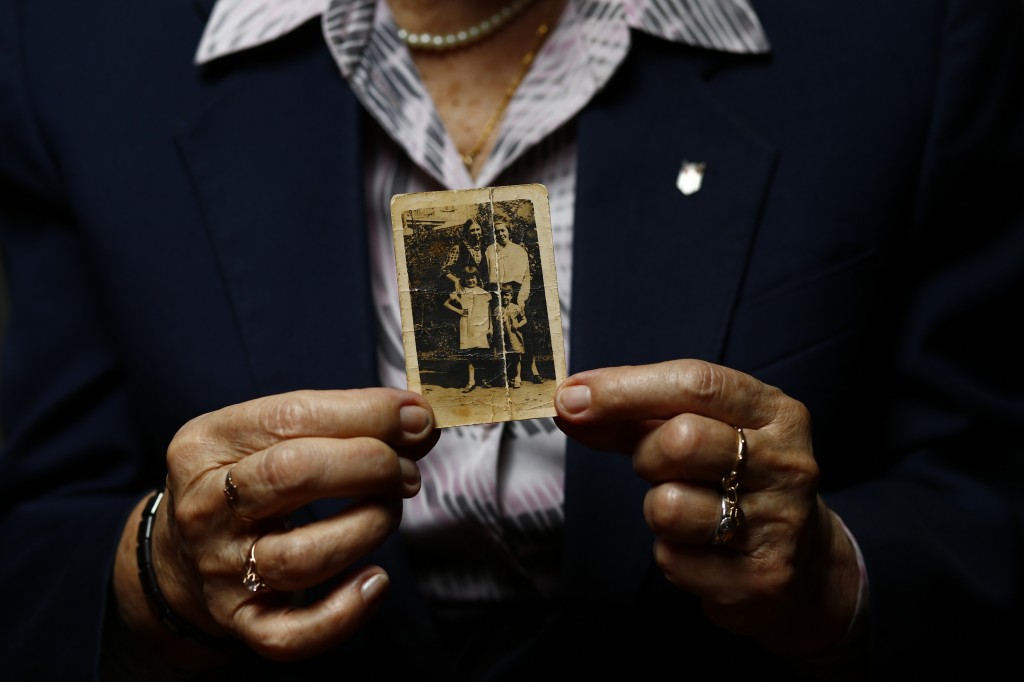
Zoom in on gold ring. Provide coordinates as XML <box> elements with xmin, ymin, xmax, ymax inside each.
<box><xmin>711</xmin><ymin>427</ymin><xmax>747</xmax><ymax>546</ymax></box>
<box><xmin>243</xmin><ymin>538</ymin><xmax>271</xmax><ymax>593</ymax></box>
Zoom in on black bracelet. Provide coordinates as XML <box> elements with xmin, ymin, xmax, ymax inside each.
<box><xmin>136</xmin><ymin>486</ymin><xmax>225</xmax><ymax>648</ymax></box>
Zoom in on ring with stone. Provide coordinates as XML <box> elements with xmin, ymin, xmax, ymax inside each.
<box><xmin>711</xmin><ymin>427</ymin><xmax>748</xmax><ymax>545</ymax></box>
<box><xmin>711</xmin><ymin>492</ymin><xmax>745</xmax><ymax>545</ymax></box>
<box><xmin>223</xmin><ymin>469</ymin><xmax>254</xmax><ymax>521</ymax></box>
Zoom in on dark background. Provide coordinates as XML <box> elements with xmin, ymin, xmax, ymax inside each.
<box><xmin>0</xmin><ymin>255</ymin><xmax>6</xmax><ymax>445</ymax></box>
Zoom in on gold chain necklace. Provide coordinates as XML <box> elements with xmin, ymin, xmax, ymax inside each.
<box><xmin>461</xmin><ymin>19</ymin><xmax>551</xmax><ymax>173</ymax></box>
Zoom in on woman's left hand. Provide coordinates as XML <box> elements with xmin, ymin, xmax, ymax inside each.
<box><xmin>554</xmin><ymin>359</ymin><xmax>861</xmax><ymax>657</ymax></box>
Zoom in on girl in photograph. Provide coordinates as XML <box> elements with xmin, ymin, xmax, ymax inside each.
<box><xmin>443</xmin><ymin>266</ymin><xmax>492</xmax><ymax>392</ymax></box>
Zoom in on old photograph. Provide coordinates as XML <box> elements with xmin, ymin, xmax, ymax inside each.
<box><xmin>391</xmin><ymin>184</ymin><xmax>565</xmax><ymax>428</ymax></box>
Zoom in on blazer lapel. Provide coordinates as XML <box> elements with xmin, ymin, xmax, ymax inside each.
<box><xmin>175</xmin><ymin>24</ymin><xmax>378</xmax><ymax>397</ymax></box>
<box><xmin>562</xmin><ymin>37</ymin><xmax>779</xmax><ymax>608</ymax></box>
<box><xmin>191</xmin><ymin>0</ymin><xmax>216</xmax><ymax>20</ymax></box>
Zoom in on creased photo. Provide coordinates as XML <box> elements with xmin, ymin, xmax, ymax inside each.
<box><xmin>391</xmin><ymin>184</ymin><xmax>566</xmax><ymax>428</ymax></box>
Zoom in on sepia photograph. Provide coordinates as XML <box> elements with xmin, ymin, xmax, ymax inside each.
<box><xmin>391</xmin><ymin>184</ymin><xmax>565</xmax><ymax>427</ymax></box>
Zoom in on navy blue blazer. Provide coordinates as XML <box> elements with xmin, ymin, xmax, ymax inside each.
<box><xmin>1</xmin><ymin>0</ymin><xmax>1023</xmax><ymax>678</ymax></box>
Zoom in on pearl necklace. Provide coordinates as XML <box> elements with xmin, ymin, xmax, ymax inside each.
<box><xmin>396</xmin><ymin>0</ymin><xmax>538</xmax><ymax>51</ymax></box>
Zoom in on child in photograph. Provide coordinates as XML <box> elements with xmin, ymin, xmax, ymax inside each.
<box><xmin>497</xmin><ymin>284</ymin><xmax>528</xmax><ymax>389</ymax></box>
<box><xmin>443</xmin><ymin>266</ymin><xmax>492</xmax><ymax>392</ymax></box>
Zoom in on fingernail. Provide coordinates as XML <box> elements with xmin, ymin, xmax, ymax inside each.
<box><xmin>400</xmin><ymin>405</ymin><xmax>430</xmax><ymax>436</ymax></box>
<box><xmin>557</xmin><ymin>385</ymin><xmax>591</xmax><ymax>415</ymax></box>
<box><xmin>360</xmin><ymin>572</ymin><xmax>389</xmax><ymax>604</ymax></box>
<box><xmin>398</xmin><ymin>457</ymin><xmax>421</xmax><ymax>488</ymax></box>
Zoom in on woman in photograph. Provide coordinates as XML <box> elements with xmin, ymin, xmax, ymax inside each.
<box><xmin>442</xmin><ymin>218</ymin><xmax>489</xmax><ymax>293</ymax></box>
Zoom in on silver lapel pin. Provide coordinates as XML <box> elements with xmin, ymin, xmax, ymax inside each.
<box><xmin>677</xmin><ymin>161</ymin><xmax>706</xmax><ymax>196</ymax></box>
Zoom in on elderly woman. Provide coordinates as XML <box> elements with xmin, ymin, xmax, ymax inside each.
<box><xmin>1</xmin><ymin>0</ymin><xmax>1022</xmax><ymax>679</ymax></box>
<box><xmin>442</xmin><ymin>218</ymin><xmax>489</xmax><ymax>293</ymax></box>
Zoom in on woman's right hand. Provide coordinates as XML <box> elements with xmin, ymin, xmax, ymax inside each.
<box><xmin>114</xmin><ymin>388</ymin><xmax>438</xmax><ymax>663</ymax></box>
<box><xmin>446</xmin><ymin>272</ymin><xmax>463</xmax><ymax>293</ymax></box>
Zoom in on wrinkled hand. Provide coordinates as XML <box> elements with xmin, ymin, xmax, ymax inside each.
<box><xmin>121</xmin><ymin>388</ymin><xmax>437</xmax><ymax>662</ymax></box>
<box><xmin>554</xmin><ymin>360</ymin><xmax>860</xmax><ymax>657</ymax></box>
